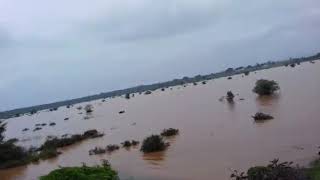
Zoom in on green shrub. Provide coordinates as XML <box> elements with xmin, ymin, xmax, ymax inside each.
<box><xmin>253</xmin><ymin>79</ymin><xmax>280</xmax><ymax>96</ymax></box>
<box><xmin>40</xmin><ymin>161</ymin><xmax>118</xmax><ymax>180</ymax></box>
<box><xmin>140</xmin><ymin>135</ymin><xmax>167</xmax><ymax>153</ymax></box>
<box><xmin>161</xmin><ymin>128</ymin><xmax>179</xmax><ymax>137</ymax></box>
<box><xmin>226</xmin><ymin>91</ymin><xmax>235</xmax><ymax>102</ymax></box>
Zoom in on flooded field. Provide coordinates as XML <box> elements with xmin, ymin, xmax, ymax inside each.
<box><xmin>1</xmin><ymin>62</ymin><xmax>320</xmax><ymax>180</ymax></box>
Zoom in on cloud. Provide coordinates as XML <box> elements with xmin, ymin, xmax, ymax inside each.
<box><xmin>0</xmin><ymin>0</ymin><xmax>319</xmax><ymax>110</ymax></box>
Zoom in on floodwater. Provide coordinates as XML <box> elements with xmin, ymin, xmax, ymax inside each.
<box><xmin>1</xmin><ymin>62</ymin><xmax>320</xmax><ymax>180</ymax></box>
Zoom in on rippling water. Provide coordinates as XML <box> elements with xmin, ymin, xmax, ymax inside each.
<box><xmin>1</xmin><ymin>61</ymin><xmax>320</xmax><ymax>180</ymax></box>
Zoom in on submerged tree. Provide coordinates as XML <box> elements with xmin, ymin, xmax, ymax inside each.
<box><xmin>226</xmin><ymin>91</ymin><xmax>235</xmax><ymax>102</ymax></box>
<box><xmin>84</xmin><ymin>104</ymin><xmax>93</xmax><ymax>113</ymax></box>
<box><xmin>253</xmin><ymin>79</ymin><xmax>280</xmax><ymax>96</ymax></box>
<box><xmin>140</xmin><ymin>135</ymin><xmax>167</xmax><ymax>153</ymax></box>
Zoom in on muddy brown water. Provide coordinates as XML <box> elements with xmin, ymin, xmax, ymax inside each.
<box><xmin>1</xmin><ymin>62</ymin><xmax>320</xmax><ymax>180</ymax></box>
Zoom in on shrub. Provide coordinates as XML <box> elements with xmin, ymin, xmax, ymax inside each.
<box><xmin>252</xmin><ymin>112</ymin><xmax>274</xmax><ymax>121</ymax></box>
<box><xmin>0</xmin><ymin>121</ymin><xmax>32</xmax><ymax>169</ymax></box>
<box><xmin>231</xmin><ymin>159</ymin><xmax>309</xmax><ymax>180</ymax></box>
<box><xmin>121</xmin><ymin>140</ymin><xmax>139</xmax><ymax>148</ymax></box>
<box><xmin>85</xmin><ymin>104</ymin><xmax>93</xmax><ymax>113</ymax></box>
<box><xmin>244</xmin><ymin>71</ymin><xmax>250</xmax><ymax>76</ymax></box>
<box><xmin>226</xmin><ymin>91</ymin><xmax>235</xmax><ymax>102</ymax></box>
<box><xmin>106</xmin><ymin>145</ymin><xmax>120</xmax><ymax>152</ymax></box>
<box><xmin>125</xmin><ymin>93</ymin><xmax>130</xmax><ymax>99</ymax></box>
<box><xmin>140</xmin><ymin>135</ymin><xmax>167</xmax><ymax>153</ymax></box>
<box><xmin>89</xmin><ymin>147</ymin><xmax>106</xmax><ymax>155</ymax></box>
<box><xmin>38</xmin><ymin>148</ymin><xmax>61</xmax><ymax>159</ymax></box>
<box><xmin>40</xmin><ymin>160</ymin><xmax>118</xmax><ymax>180</ymax></box>
<box><xmin>121</xmin><ymin>140</ymin><xmax>131</xmax><ymax>147</ymax></box>
<box><xmin>144</xmin><ymin>91</ymin><xmax>152</xmax><ymax>95</ymax></box>
<box><xmin>161</xmin><ymin>128</ymin><xmax>179</xmax><ymax>137</ymax></box>
<box><xmin>253</xmin><ymin>79</ymin><xmax>280</xmax><ymax>96</ymax></box>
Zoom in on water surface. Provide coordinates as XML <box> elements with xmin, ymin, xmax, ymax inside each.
<box><xmin>1</xmin><ymin>62</ymin><xmax>320</xmax><ymax>180</ymax></box>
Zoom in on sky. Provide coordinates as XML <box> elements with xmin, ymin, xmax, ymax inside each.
<box><xmin>0</xmin><ymin>0</ymin><xmax>320</xmax><ymax>111</ymax></box>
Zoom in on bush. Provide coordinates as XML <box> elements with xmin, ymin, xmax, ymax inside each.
<box><xmin>252</xmin><ymin>112</ymin><xmax>274</xmax><ymax>121</ymax></box>
<box><xmin>140</xmin><ymin>135</ymin><xmax>167</xmax><ymax>153</ymax></box>
<box><xmin>121</xmin><ymin>140</ymin><xmax>139</xmax><ymax>148</ymax></box>
<box><xmin>226</xmin><ymin>91</ymin><xmax>235</xmax><ymax>102</ymax></box>
<box><xmin>0</xmin><ymin>121</ymin><xmax>32</xmax><ymax>169</ymax></box>
<box><xmin>161</xmin><ymin>128</ymin><xmax>179</xmax><ymax>137</ymax></box>
<box><xmin>144</xmin><ymin>91</ymin><xmax>152</xmax><ymax>95</ymax></box>
<box><xmin>125</xmin><ymin>93</ymin><xmax>130</xmax><ymax>99</ymax></box>
<box><xmin>106</xmin><ymin>145</ymin><xmax>119</xmax><ymax>152</ymax></box>
<box><xmin>85</xmin><ymin>104</ymin><xmax>93</xmax><ymax>113</ymax></box>
<box><xmin>40</xmin><ymin>130</ymin><xmax>104</xmax><ymax>151</ymax></box>
<box><xmin>89</xmin><ymin>147</ymin><xmax>106</xmax><ymax>155</ymax></box>
<box><xmin>40</xmin><ymin>160</ymin><xmax>118</xmax><ymax>180</ymax></box>
<box><xmin>231</xmin><ymin>159</ymin><xmax>309</xmax><ymax>180</ymax></box>
<box><xmin>253</xmin><ymin>79</ymin><xmax>280</xmax><ymax>96</ymax></box>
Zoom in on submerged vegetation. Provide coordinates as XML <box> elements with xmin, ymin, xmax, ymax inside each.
<box><xmin>0</xmin><ymin>120</ymin><xmax>104</xmax><ymax>170</ymax></box>
<box><xmin>226</xmin><ymin>91</ymin><xmax>235</xmax><ymax>102</ymax></box>
<box><xmin>231</xmin><ymin>157</ymin><xmax>320</xmax><ymax>180</ymax></box>
<box><xmin>140</xmin><ymin>135</ymin><xmax>168</xmax><ymax>153</ymax></box>
<box><xmin>253</xmin><ymin>79</ymin><xmax>280</xmax><ymax>96</ymax></box>
<box><xmin>40</xmin><ymin>160</ymin><xmax>118</xmax><ymax>180</ymax></box>
<box><xmin>160</xmin><ymin>128</ymin><xmax>179</xmax><ymax>137</ymax></box>
<box><xmin>252</xmin><ymin>112</ymin><xmax>274</xmax><ymax>121</ymax></box>
<box><xmin>84</xmin><ymin>104</ymin><xmax>93</xmax><ymax>113</ymax></box>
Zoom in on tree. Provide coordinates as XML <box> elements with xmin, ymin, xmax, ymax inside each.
<box><xmin>0</xmin><ymin>121</ymin><xmax>6</xmax><ymax>142</ymax></box>
<box><xmin>84</xmin><ymin>104</ymin><xmax>93</xmax><ymax>113</ymax></box>
<box><xmin>226</xmin><ymin>91</ymin><xmax>235</xmax><ymax>102</ymax></box>
<box><xmin>253</xmin><ymin>79</ymin><xmax>280</xmax><ymax>96</ymax></box>
<box><xmin>140</xmin><ymin>135</ymin><xmax>167</xmax><ymax>153</ymax></box>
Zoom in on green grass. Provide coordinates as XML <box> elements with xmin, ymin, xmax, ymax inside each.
<box><xmin>307</xmin><ymin>159</ymin><xmax>320</xmax><ymax>180</ymax></box>
<box><xmin>40</xmin><ymin>165</ymin><xmax>118</xmax><ymax>180</ymax></box>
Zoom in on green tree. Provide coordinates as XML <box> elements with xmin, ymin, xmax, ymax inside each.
<box><xmin>253</xmin><ymin>79</ymin><xmax>280</xmax><ymax>96</ymax></box>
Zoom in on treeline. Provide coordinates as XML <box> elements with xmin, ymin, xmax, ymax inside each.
<box><xmin>1</xmin><ymin>52</ymin><xmax>319</xmax><ymax>119</ymax></box>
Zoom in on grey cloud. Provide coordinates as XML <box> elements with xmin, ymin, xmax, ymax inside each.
<box><xmin>0</xmin><ymin>0</ymin><xmax>320</xmax><ymax>110</ymax></box>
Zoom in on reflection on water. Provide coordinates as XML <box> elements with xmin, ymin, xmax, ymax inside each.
<box><xmin>142</xmin><ymin>151</ymin><xmax>166</xmax><ymax>167</ymax></box>
<box><xmin>1</xmin><ymin>62</ymin><xmax>320</xmax><ymax>180</ymax></box>
<box><xmin>256</xmin><ymin>94</ymin><xmax>281</xmax><ymax>106</ymax></box>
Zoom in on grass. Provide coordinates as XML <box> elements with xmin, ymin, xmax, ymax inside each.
<box><xmin>40</xmin><ymin>161</ymin><xmax>118</xmax><ymax>180</ymax></box>
<box><xmin>307</xmin><ymin>159</ymin><xmax>320</xmax><ymax>180</ymax></box>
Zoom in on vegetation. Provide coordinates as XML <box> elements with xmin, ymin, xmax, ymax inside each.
<box><xmin>160</xmin><ymin>128</ymin><xmax>179</xmax><ymax>137</ymax></box>
<box><xmin>226</xmin><ymin>91</ymin><xmax>235</xmax><ymax>102</ymax></box>
<box><xmin>106</xmin><ymin>144</ymin><xmax>120</xmax><ymax>152</ymax></box>
<box><xmin>231</xmin><ymin>159</ymin><xmax>309</xmax><ymax>180</ymax></box>
<box><xmin>89</xmin><ymin>147</ymin><xmax>106</xmax><ymax>155</ymax></box>
<box><xmin>121</xmin><ymin>140</ymin><xmax>139</xmax><ymax>148</ymax></box>
<box><xmin>39</xmin><ymin>130</ymin><xmax>104</xmax><ymax>153</ymax></box>
<box><xmin>253</xmin><ymin>79</ymin><xmax>280</xmax><ymax>96</ymax></box>
<box><xmin>140</xmin><ymin>135</ymin><xmax>167</xmax><ymax>153</ymax></box>
<box><xmin>252</xmin><ymin>112</ymin><xmax>274</xmax><ymax>121</ymax></box>
<box><xmin>84</xmin><ymin>104</ymin><xmax>93</xmax><ymax>113</ymax></box>
<box><xmin>0</xmin><ymin>121</ymin><xmax>35</xmax><ymax>169</ymax></box>
<box><xmin>144</xmin><ymin>90</ymin><xmax>152</xmax><ymax>95</ymax></box>
<box><xmin>40</xmin><ymin>160</ymin><xmax>118</xmax><ymax>180</ymax></box>
<box><xmin>125</xmin><ymin>93</ymin><xmax>130</xmax><ymax>99</ymax></box>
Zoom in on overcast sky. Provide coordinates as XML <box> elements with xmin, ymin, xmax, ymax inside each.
<box><xmin>0</xmin><ymin>0</ymin><xmax>319</xmax><ymax>111</ymax></box>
